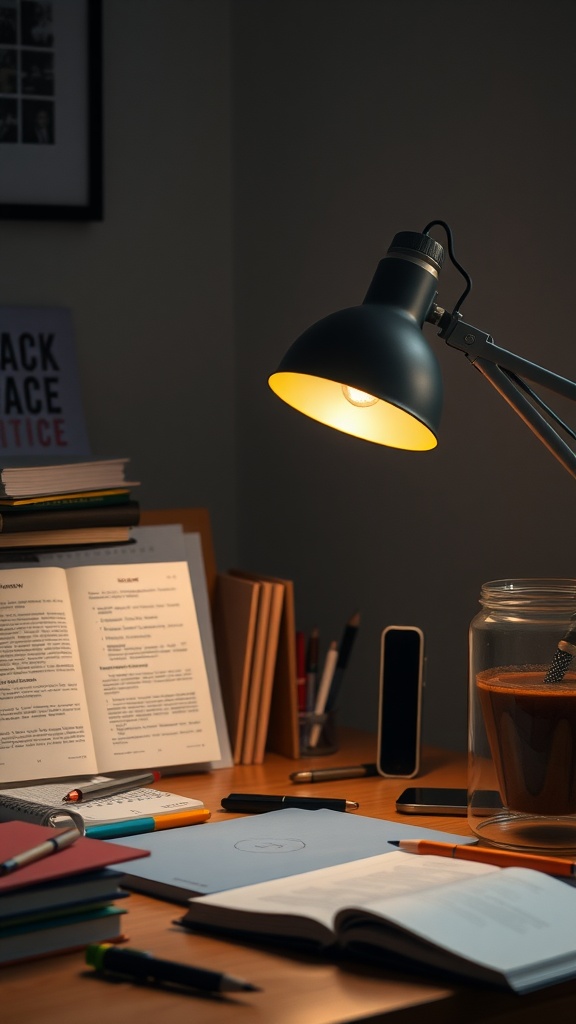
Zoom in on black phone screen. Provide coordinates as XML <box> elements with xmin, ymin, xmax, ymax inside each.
<box><xmin>396</xmin><ymin>787</ymin><xmax>503</xmax><ymax>814</ymax></box>
<box><xmin>378</xmin><ymin>627</ymin><xmax>422</xmax><ymax>776</ymax></box>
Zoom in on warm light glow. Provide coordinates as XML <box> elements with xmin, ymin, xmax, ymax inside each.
<box><xmin>341</xmin><ymin>384</ymin><xmax>378</xmax><ymax>407</ymax></box>
<box><xmin>268</xmin><ymin>371</ymin><xmax>438</xmax><ymax>450</ymax></box>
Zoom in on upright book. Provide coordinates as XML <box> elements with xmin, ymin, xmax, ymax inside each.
<box><xmin>257</xmin><ymin>571</ymin><xmax>299</xmax><ymax>759</ymax></box>
<box><xmin>0</xmin><ymin>560</ymin><xmax>221</xmax><ymax>782</ymax></box>
<box><xmin>212</xmin><ymin>572</ymin><xmax>260</xmax><ymax>764</ymax></box>
<box><xmin>219</xmin><ymin>568</ymin><xmax>299</xmax><ymax>760</ymax></box>
<box><xmin>178</xmin><ymin>849</ymin><xmax>576</xmax><ymax>994</ymax></box>
<box><xmin>240</xmin><ymin>579</ymin><xmax>273</xmax><ymax>765</ymax></box>
<box><xmin>230</xmin><ymin>570</ymin><xmax>286</xmax><ymax>764</ymax></box>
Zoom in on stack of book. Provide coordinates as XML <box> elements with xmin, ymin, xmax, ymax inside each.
<box><xmin>0</xmin><ymin>821</ymin><xmax>150</xmax><ymax>965</ymax></box>
<box><xmin>0</xmin><ymin>457</ymin><xmax>140</xmax><ymax>549</ymax></box>
<box><xmin>213</xmin><ymin>569</ymin><xmax>299</xmax><ymax>764</ymax></box>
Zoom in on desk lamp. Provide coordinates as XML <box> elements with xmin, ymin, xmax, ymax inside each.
<box><xmin>268</xmin><ymin>220</ymin><xmax>576</xmax><ymax>479</ymax></box>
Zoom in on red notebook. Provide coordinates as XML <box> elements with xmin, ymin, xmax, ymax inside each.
<box><xmin>0</xmin><ymin>821</ymin><xmax>149</xmax><ymax>892</ymax></box>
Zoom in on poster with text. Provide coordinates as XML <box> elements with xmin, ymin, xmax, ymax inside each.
<box><xmin>0</xmin><ymin>305</ymin><xmax>90</xmax><ymax>457</ymax></box>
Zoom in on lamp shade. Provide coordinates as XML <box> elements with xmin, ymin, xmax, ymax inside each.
<box><xmin>268</xmin><ymin>232</ymin><xmax>445</xmax><ymax>450</ymax></box>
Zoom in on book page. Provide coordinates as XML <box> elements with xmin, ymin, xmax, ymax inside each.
<box><xmin>183</xmin><ymin>850</ymin><xmax>498</xmax><ymax>939</ymax></box>
<box><xmin>66</xmin><ymin>561</ymin><xmax>221</xmax><ymax>771</ymax></box>
<box><xmin>184</xmin><ymin>851</ymin><xmax>576</xmax><ymax>992</ymax></box>
<box><xmin>0</xmin><ymin>566</ymin><xmax>99</xmax><ymax>782</ymax></box>
<box><xmin>3</xmin><ymin>524</ymin><xmax>234</xmax><ymax>770</ymax></box>
<box><xmin>346</xmin><ymin>863</ymin><xmax>576</xmax><ymax>988</ymax></box>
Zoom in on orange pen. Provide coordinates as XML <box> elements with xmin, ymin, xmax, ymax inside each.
<box><xmin>152</xmin><ymin>809</ymin><xmax>211</xmax><ymax>830</ymax></box>
<box><xmin>84</xmin><ymin>808</ymin><xmax>211</xmax><ymax>839</ymax></box>
<box><xmin>391</xmin><ymin>838</ymin><xmax>576</xmax><ymax>877</ymax></box>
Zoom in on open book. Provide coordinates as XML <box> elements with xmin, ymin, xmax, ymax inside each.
<box><xmin>0</xmin><ymin>561</ymin><xmax>221</xmax><ymax>783</ymax></box>
<box><xmin>178</xmin><ymin>850</ymin><xmax>576</xmax><ymax>994</ymax></box>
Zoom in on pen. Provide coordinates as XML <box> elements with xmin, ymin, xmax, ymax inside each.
<box><xmin>85</xmin><ymin>808</ymin><xmax>211</xmax><ymax>839</ymax></box>
<box><xmin>62</xmin><ymin>771</ymin><xmax>161</xmax><ymax>803</ymax></box>
<box><xmin>0</xmin><ymin>826</ymin><xmax>80</xmax><ymax>876</ymax></box>
<box><xmin>86</xmin><ymin>943</ymin><xmax>261</xmax><ymax>993</ymax></box>
<box><xmin>390</xmin><ymin>839</ymin><xmax>576</xmax><ymax>878</ymax></box>
<box><xmin>325</xmin><ymin>611</ymin><xmax>360</xmax><ymax>711</ymax></box>
<box><xmin>306</xmin><ymin>627</ymin><xmax>319</xmax><ymax>710</ymax></box>
<box><xmin>308</xmin><ymin>640</ymin><xmax>339</xmax><ymax>748</ymax></box>
<box><xmin>220</xmin><ymin>793</ymin><xmax>359</xmax><ymax>813</ymax></box>
<box><xmin>296</xmin><ymin>630</ymin><xmax>307</xmax><ymax>712</ymax></box>
<box><xmin>290</xmin><ymin>763</ymin><xmax>379</xmax><ymax>783</ymax></box>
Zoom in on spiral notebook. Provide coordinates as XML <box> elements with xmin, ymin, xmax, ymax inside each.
<box><xmin>0</xmin><ymin>777</ymin><xmax>204</xmax><ymax>830</ymax></box>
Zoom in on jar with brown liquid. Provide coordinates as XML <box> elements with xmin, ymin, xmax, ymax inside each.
<box><xmin>469</xmin><ymin>578</ymin><xmax>576</xmax><ymax>852</ymax></box>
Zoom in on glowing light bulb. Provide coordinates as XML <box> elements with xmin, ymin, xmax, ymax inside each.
<box><xmin>341</xmin><ymin>384</ymin><xmax>378</xmax><ymax>408</ymax></box>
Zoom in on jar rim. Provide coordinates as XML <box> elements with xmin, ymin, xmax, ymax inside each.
<box><xmin>482</xmin><ymin>578</ymin><xmax>576</xmax><ymax>591</ymax></box>
<box><xmin>480</xmin><ymin>578</ymin><xmax>576</xmax><ymax>606</ymax></box>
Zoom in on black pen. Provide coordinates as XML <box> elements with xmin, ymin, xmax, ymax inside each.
<box><xmin>290</xmin><ymin>763</ymin><xmax>379</xmax><ymax>784</ymax></box>
<box><xmin>86</xmin><ymin>943</ymin><xmax>260</xmax><ymax>993</ymax></box>
<box><xmin>324</xmin><ymin>611</ymin><xmax>360</xmax><ymax>711</ymax></box>
<box><xmin>220</xmin><ymin>793</ymin><xmax>359</xmax><ymax>813</ymax></box>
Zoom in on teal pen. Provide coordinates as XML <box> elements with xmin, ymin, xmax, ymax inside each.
<box><xmin>86</xmin><ymin>818</ymin><xmax>158</xmax><ymax>839</ymax></box>
<box><xmin>85</xmin><ymin>807</ymin><xmax>211</xmax><ymax>839</ymax></box>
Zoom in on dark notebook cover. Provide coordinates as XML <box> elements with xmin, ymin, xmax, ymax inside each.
<box><xmin>0</xmin><ymin>821</ymin><xmax>149</xmax><ymax>893</ymax></box>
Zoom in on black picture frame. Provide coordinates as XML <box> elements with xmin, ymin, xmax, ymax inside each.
<box><xmin>0</xmin><ymin>0</ymin><xmax>103</xmax><ymax>221</ymax></box>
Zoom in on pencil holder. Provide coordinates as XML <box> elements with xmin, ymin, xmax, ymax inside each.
<box><xmin>299</xmin><ymin>710</ymin><xmax>338</xmax><ymax>756</ymax></box>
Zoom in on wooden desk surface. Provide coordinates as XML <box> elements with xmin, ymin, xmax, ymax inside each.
<box><xmin>4</xmin><ymin>730</ymin><xmax>576</xmax><ymax>1024</ymax></box>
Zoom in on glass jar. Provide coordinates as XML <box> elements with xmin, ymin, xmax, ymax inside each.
<box><xmin>468</xmin><ymin>578</ymin><xmax>576</xmax><ymax>852</ymax></box>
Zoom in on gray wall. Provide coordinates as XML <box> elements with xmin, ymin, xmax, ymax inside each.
<box><xmin>2</xmin><ymin>1</ymin><xmax>576</xmax><ymax>753</ymax></box>
<box><xmin>0</xmin><ymin>0</ymin><xmax>238</xmax><ymax>569</ymax></box>
<box><xmin>232</xmin><ymin>0</ymin><xmax>576</xmax><ymax>751</ymax></box>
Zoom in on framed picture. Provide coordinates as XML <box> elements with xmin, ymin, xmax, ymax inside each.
<box><xmin>0</xmin><ymin>0</ymin><xmax>102</xmax><ymax>220</ymax></box>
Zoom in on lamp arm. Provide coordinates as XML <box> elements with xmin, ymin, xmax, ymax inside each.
<box><xmin>430</xmin><ymin>310</ymin><xmax>576</xmax><ymax>479</ymax></box>
<box><xmin>434</xmin><ymin>311</ymin><xmax>576</xmax><ymax>402</ymax></box>
<box><xmin>473</xmin><ymin>359</ymin><xmax>576</xmax><ymax>480</ymax></box>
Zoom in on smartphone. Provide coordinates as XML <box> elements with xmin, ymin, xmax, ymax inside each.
<box><xmin>377</xmin><ymin>625</ymin><xmax>424</xmax><ymax>778</ymax></box>
<box><xmin>396</xmin><ymin>786</ymin><xmax>503</xmax><ymax>816</ymax></box>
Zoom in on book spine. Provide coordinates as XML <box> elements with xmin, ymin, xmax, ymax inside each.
<box><xmin>0</xmin><ymin>501</ymin><xmax>140</xmax><ymax>534</ymax></box>
<box><xmin>0</xmin><ymin>492</ymin><xmax>131</xmax><ymax>510</ymax></box>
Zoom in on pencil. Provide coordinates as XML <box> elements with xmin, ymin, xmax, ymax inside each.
<box><xmin>325</xmin><ymin>612</ymin><xmax>360</xmax><ymax>711</ymax></box>
<box><xmin>391</xmin><ymin>838</ymin><xmax>576</xmax><ymax>877</ymax></box>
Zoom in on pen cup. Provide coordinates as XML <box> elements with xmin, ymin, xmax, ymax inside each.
<box><xmin>299</xmin><ymin>710</ymin><xmax>338</xmax><ymax>757</ymax></box>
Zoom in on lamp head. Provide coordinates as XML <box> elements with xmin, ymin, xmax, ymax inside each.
<box><xmin>268</xmin><ymin>231</ymin><xmax>445</xmax><ymax>450</ymax></box>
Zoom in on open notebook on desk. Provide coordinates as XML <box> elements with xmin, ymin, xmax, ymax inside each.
<box><xmin>0</xmin><ymin>777</ymin><xmax>205</xmax><ymax>831</ymax></box>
